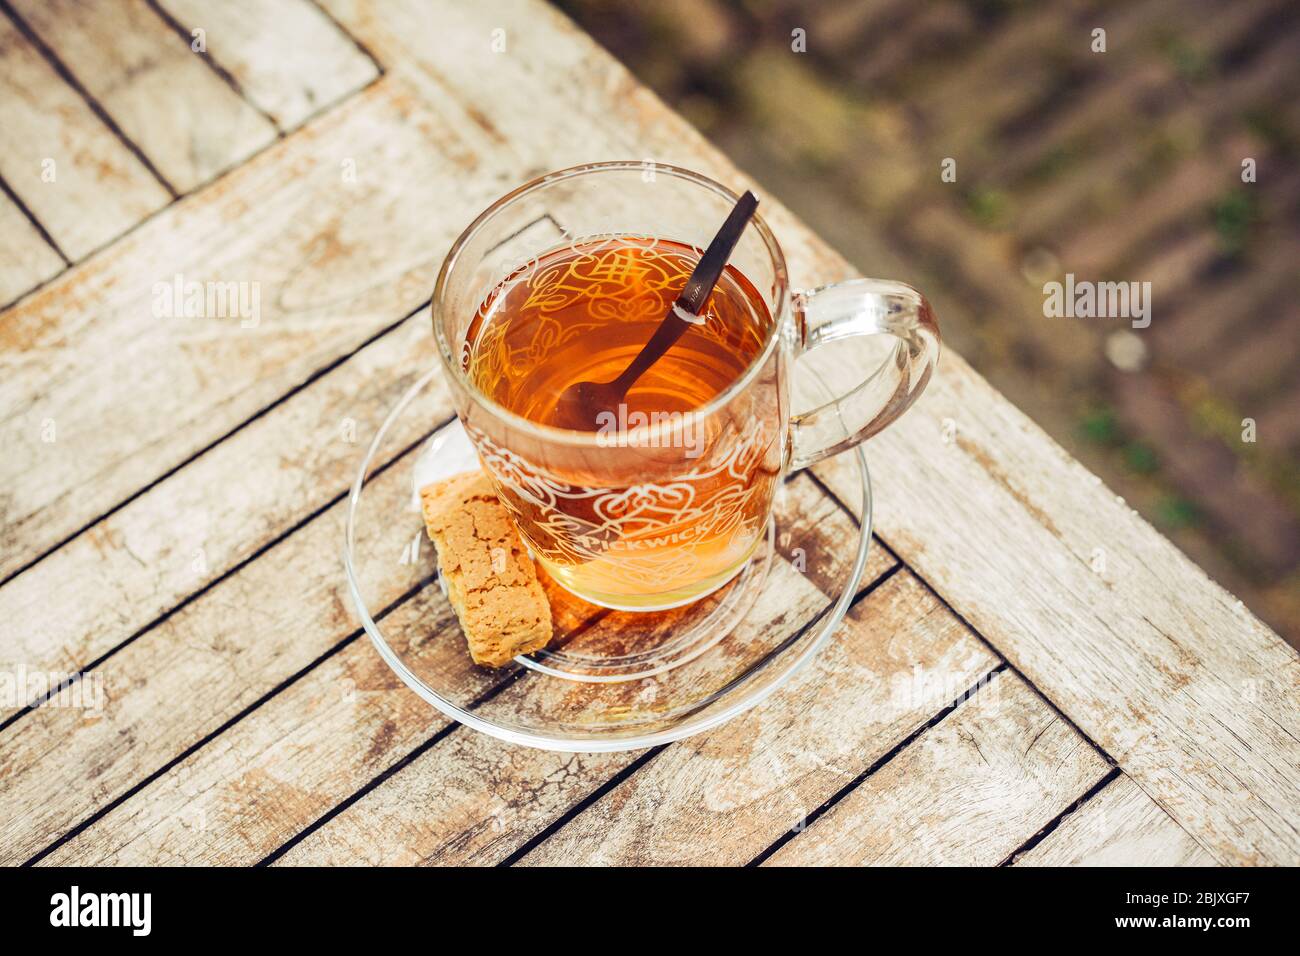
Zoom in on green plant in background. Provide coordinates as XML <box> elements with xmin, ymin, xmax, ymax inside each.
<box><xmin>1211</xmin><ymin>188</ymin><xmax>1261</xmax><ymax>256</ymax></box>
<box><xmin>1078</xmin><ymin>404</ymin><xmax>1122</xmax><ymax>446</ymax></box>
<box><xmin>1080</xmin><ymin>409</ymin><xmax>1159</xmax><ymax>475</ymax></box>
<box><xmin>964</xmin><ymin>186</ymin><xmax>1012</xmax><ymax>229</ymax></box>
<box><xmin>1024</xmin><ymin>142</ymin><xmax>1077</xmax><ymax>185</ymax></box>
<box><xmin>1189</xmin><ymin>390</ymin><xmax>1300</xmax><ymax>514</ymax></box>
<box><xmin>1156</xmin><ymin>494</ymin><xmax>1202</xmax><ymax>530</ymax></box>
<box><xmin>1134</xmin><ymin>129</ymin><xmax>1190</xmax><ymax>188</ymax></box>
<box><xmin>1160</xmin><ymin>36</ymin><xmax>1212</xmax><ymax>83</ymax></box>
<box><xmin>1242</xmin><ymin>108</ymin><xmax>1298</xmax><ymax>157</ymax></box>
<box><xmin>1124</xmin><ymin>442</ymin><xmax>1159</xmax><ymax>475</ymax></box>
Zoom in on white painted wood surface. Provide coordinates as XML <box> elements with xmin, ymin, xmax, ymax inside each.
<box><xmin>0</xmin><ymin>78</ymin><xmax>505</xmax><ymax>582</ymax></box>
<box><xmin>7</xmin><ymin>0</ymin><xmax>276</xmax><ymax>192</ymax></box>
<box><xmin>765</xmin><ymin>670</ymin><xmax>1112</xmax><ymax>866</ymax></box>
<box><xmin>0</xmin><ymin>191</ymin><xmax>63</xmax><ymax>306</ymax></box>
<box><xmin>0</xmin><ymin>314</ymin><xmax>446</xmax><ymax>699</ymax></box>
<box><xmin>155</xmin><ymin>0</ymin><xmax>378</xmax><ymax>129</ymax></box>
<box><xmin>0</xmin><ymin>14</ymin><xmax>169</xmax><ymax>259</ymax></box>
<box><xmin>1014</xmin><ymin>774</ymin><xmax>1219</xmax><ymax>867</ymax></box>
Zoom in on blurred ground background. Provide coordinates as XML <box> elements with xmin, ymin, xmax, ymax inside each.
<box><xmin>554</xmin><ymin>0</ymin><xmax>1300</xmax><ymax>647</ymax></box>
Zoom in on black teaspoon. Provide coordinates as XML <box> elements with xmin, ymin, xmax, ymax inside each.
<box><xmin>552</xmin><ymin>190</ymin><xmax>759</xmax><ymax>431</ymax></box>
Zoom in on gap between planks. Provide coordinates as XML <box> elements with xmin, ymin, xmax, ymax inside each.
<box><xmin>23</xmin><ymin>547</ymin><xmax>1128</xmax><ymax>868</ymax></box>
<box><xmin>305</xmin><ymin>0</ymin><xmax>387</xmax><ymax>74</ymax></box>
<box><xmin>0</xmin><ymin>294</ymin><xmax>421</xmax><ymax>599</ymax></box>
<box><xmin>744</xmin><ymin>662</ymin><xmax>1011</xmax><ymax>867</ymax></box>
<box><xmin>20</xmin><ymin>474</ymin><xmax>892</xmax><ymax>865</ymax></box>
<box><xmin>141</xmin><ymin>0</ymin><xmax>280</xmax><ymax>131</ymax></box>
<box><xmin>0</xmin><ymin>174</ymin><xmax>70</xmax><ymax>266</ymax></box>
<box><xmin>2</xmin><ymin>413</ymin><xmax>443</xmax><ymax>743</ymax></box>
<box><xmin>141</xmin><ymin>0</ymin><xmax>385</xmax><ymax>132</ymax></box>
<box><xmin>997</xmin><ymin>766</ymin><xmax>1124</xmax><ymax>866</ymax></box>
<box><xmin>0</xmin><ymin>34</ymin><xmax>386</xmax><ymax>311</ymax></box>
<box><xmin>0</xmin><ymin>0</ymin><xmax>177</xmax><ymax>195</ymax></box>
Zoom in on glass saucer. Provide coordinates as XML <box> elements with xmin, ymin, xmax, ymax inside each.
<box><xmin>344</xmin><ymin>368</ymin><xmax>873</xmax><ymax>752</ymax></box>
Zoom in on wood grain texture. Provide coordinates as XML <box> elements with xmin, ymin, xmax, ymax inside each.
<box><xmin>275</xmin><ymin>526</ymin><xmax>900</xmax><ymax>867</ymax></box>
<box><xmin>765</xmin><ymin>669</ymin><xmax>1112</xmax><ymax>865</ymax></box>
<box><xmin>0</xmin><ymin>76</ymin><xmax>509</xmax><ymax>583</ymax></box>
<box><xmin>318</xmin><ymin>0</ymin><xmax>1300</xmax><ymax>864</ymax></box>
<box><xmin>812</xmin><ymin>376</ymin><xmax>1300</xmax><ymax>866</ymax></box>
<box><xmin>330</xmin><ymin>0</ymin><xmax>1294</xmax><ymax>863</ymax></box>
<box><xmin>0</xmin><ymin>313</ymin><xmax>445</xmax><ymax>705</ymax></box>
<box><xmin>0</xmin><ymin>191</ymin><xmax>63</xmax><ymax>306</ymax></box>
<box><xmin>7</xmin><ymin>0</ymin><xmax>276</xmax><ymax>193</ymax></box>
<box><xmin>155</xmin><ymin>0</ymin><xmax>378</xmax><ymax>129</ymax></box>
<box><xmin>1013</xmin><ymin>774</ymin><xmax>1219</xmax><ymax>867</ymax></box>
<box><xmin>39</xmin><ymin>478</ymin><xmax>894</xmax><ymax>865</ymax></box>
<box><xmin>0</xmin><ymin>14</ymin><xmax>169</xmax><ymax>259</ymax></box>
<box><xmin>517</xmin><ymin>572</ymin><xmax>1000</xmax><ymax>866</ymax></box>
<box><xmin>41</xmin><ymin>587</ymin><xmax>515</xmax><ymax>866</ymax></box>
<box><xmin>1</xmin><ymin>0</ymin><xmax>1292</xmax><ymax>869</ymax></box>
<box><xmin>0</xmin><ymin>432</ymin><xmax>437</xmax><ymax>865</ymax></box>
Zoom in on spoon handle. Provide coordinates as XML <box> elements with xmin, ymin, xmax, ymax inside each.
<box><xmin>612</xmin><ymin>190</ymin><xmax>759</xmax><ymax>393</ymax></box>
<box><xmin>677</xmin><ymin>190</ymin><xmax>758</xmax><ymax>315</ymax></box>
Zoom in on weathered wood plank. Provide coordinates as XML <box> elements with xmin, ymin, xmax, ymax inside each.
<box><xmin>0</xmin><ymin>191</ymin><xmax>63</xmax><ymax>306</ymax></box>
<box><xmin>0</xmin><ymin>432</ymin><xmax>436</xmax><ymax>865</ymax></box>
<box><xmin>155</xmin><ymin>0</ymin><xmax>378</xmax><ymax>129</ymax></box>
<box><xmin>321</xmin><ymin>0</ymin><xmax>1300</xmax><ymax>864</ymax></box>
<box><xmin>8</xmin><ymin>0</ymin><xmax>277</xmax><ymax>193</ymax></box>
<box><xmin>6</xmin><ymin>0</ymin><xmax>1291</xmax><ymax>869</ymax></box>
<box><xmin>40</xmin><ymin>586</ymin><xmax>529</xmax><ymax>866</ymax></box>
<box><xmin>812</xmin><ymin>368</ymin><xmax>1300</xmax><ymax>866</ymax></box>
<box><xmin>1013</xmin><ymin>774</ymin><xmax>1218</xmax><ymax>867</ymax></box>
<box><xmin>34</xmin><ymin>477</ymin><xmax>894</xmax><ymax>865</ymax></box>
<box><xmin>277</xmin><ymin>561</ymin><xmax>978</xmax><ymax>867</ymax></box>
<box><xmin>0</xmin><ymin>313</ymin><xmax>445</xmax><ymax>705</ymax></box>
<box><xmin>516</xmin><ymin>572</ymin><xmax>1000</xmax><ymax>866</ymax></box>
<box><xmin>0</xmin><ymin>76</ymin><xmax>507</xmax><ymax>583</ymax></box>
<box><xmin>313</xmin><ymin>0</ymin><xmax>714</xmax><ymax>171</ymax></box>
<box><xmin>0</xmin><ymin>14</ymin><xmax>170</xmax><ymax>259</ymax></box>
<box><xmin>765</xmin><ymin>669</ymin><xmax>1112</xmax><ymax>865</ymax></box>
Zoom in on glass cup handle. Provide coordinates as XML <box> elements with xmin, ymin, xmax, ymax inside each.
<box><xmin>788</xmin><ymin>278</ymin><xmax>941</xmax><ymax>470</ymax></box>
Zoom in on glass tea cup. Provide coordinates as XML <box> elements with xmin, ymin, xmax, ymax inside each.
<box><xmin>432</xmin><ymin>162</ymin><xmax>939</xmax><ymax>611</ymax></box>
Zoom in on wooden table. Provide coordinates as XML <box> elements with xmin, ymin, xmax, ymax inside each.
<box><xmin>1</xmin><ymin>0</ymin><xmax>1296</xmax><ymax>867</ymax></box>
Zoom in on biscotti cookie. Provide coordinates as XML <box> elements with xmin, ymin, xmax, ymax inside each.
<box><xmin>419</xmin><ymin>470</ymin><xmax>552</xmax><ymax>667</ymax></box>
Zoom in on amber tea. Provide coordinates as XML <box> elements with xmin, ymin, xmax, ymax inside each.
<box><xmin>462</xmin><ymin>236</ymin><xmax>783</xmax><ymax>608</ymax></box>
<box><xmin>465</xmin><ymin>238</ymin><xmax>769</xmax><ymax>427</ymax></box>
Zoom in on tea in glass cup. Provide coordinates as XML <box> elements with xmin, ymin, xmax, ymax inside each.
<box><xmin>432</xmin><ymin>162</ymin><xmax>939</xmax><ymax>610</ymax></box>
<box><xmin>462</xmin><ymin>234</ymin><xmax>782</xmax><ymax>607</ymax></box>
